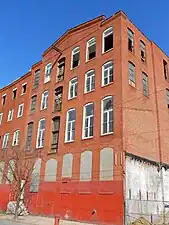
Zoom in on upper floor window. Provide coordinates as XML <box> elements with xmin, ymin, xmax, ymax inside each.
<box><xmin>17</xmin><ymin>103</ymin><xmax>24</xmax><ymax>118</ymax></box>
<box><xmin>71</xmin><ymin>47</ymin><xmax>80</xmax><ymax>69</ymax></box>
<box><xmin>82</xmin><ymin>103</ymin><xmax>94</xmax><ymax>139</ymax></box>
<box><xmin>2</xmin><ymin>133</ymin><xmax>9</xmax><ymax>149</ymax></box>
<box><xmin>51</xmin><ymin>117</ymin><xmax>60</xmax><ymax>151</ymax></box>
<box><xmin>44</xmin><ymin>63</ymin><xmax>52</xmax><ymax>83</ymax></box>
<box><xmin>36</xmin><ymin>119</ymin><xmax>46</xmax><ymax>148</ymax></box>
<box><xmin>102</xmin><ymin>27</ymin><xmax>113</xmax><ymax>53</ymax></box>
<box><xmin>0</xmin><ymin>113</ymin><xmax>3</xmax><ymax>125</ymax></box>
<box><xmin>33</xmin><ymin>69</ymin><xmax>40</xmax><ymax>89</ymax></box>
<box><xmin>21</xmin><ymin>83</ymin><xmax>27</xmax><ymax>95</ymax></box>
<box><xmin>2</xmin><ymin>94</ymin><xmax>6</xmax><ymax>106</ymax></box>
<box><xmin>41</xmin><ymin>91</ymin><xmax>48</xmax><ymax>110</ymax></box>
<box><xmin>102</xmin><ymin>61</ymin><xmax>113</xmax><ymax>86</ymax></box>
<box><xmin>30</xmin><ymin>95</ymin><xmax>37</xmax><ymax>112</ymax></box>
<box><xmin>12</xmin><ymin>130</ymin><xmax>20</xmax><ymax>146</ymax></box>
<box><xmin>86</xmin><ymin>37</ymin><xmax>96</xmax><ymax>61</ymax></box>
<box><xmin>140</xmin><ymin>41</ymin><xmax>146</xmax><ymax>62</ymax></box>
<box><xmin>54</xmin><ymin>87</ymin><xmax>63</xmax><ymax>112</ymax></box>
<box><xmin>128</xmin><ymin>61</ymin><xmax>136</xmax><ymax>86</ymax></box>
<box><xmin>163</xmin><ymin>60</ymin><xmax>169</xmax><ymax>80</ymax></box>
<box><xmin>166</xmin><ymin>89</ymin><xmax>169</xmax><ymax>108</ymax></box>
<box><xmin>142</xmin><ymin>72</ymin><xmax>148</xmax><ymax>96</ymax></box>
<box><xmin>57</xmin><ymin>58</ymin><xmax>65</xmax><ymax>82</ymax></box>
<box><xmin>85</xmin><ymin>70</ymin><xmax>95</xmax><ymax>93</ymax></box>
<box><xmin>12</xmin><ymin>88</ymin><xmax>17</xmax><ymax>99</ymax></box>
<box><xmin>128</xmin><ymin>28</ymin><xmax>134</xmax><ymax>52</ymax></box>
<box><xmin>68</xmin><ymin>77</ymin><xmax>78</xmax><ymax>99</ymax></box>
<box><xmin>8</xmin><ymin>109</ymin><xmax>14</xmax><ymax>121</ymax></box>
<box><xmin>65</xmin><ymin>109</ymin><xmax>76</xmax><ymax>142</ymax></box>
<box><xmin>101</xmin><ymin>96</ymin><xmax>114</xmax><ymax>135</ymax></box>
<box><xmin>26</xmin><ymin>122</ymin><xmax>33</xmax><ymax>150</ymax></box>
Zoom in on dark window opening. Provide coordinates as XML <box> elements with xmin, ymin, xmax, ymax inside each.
<box><xmin>51</xmin><ymin>117</ymin><xmax>60</xmax><ymax>151</ymax></box>
<box><xmin>72</xmin><ymin>51</ymin><xmax>80</xmax><ymax>68</ymax></box>
<box><xmin>140</xmin><ymin>41</ymin><xmax>146</xmax><ymax>62</ymax></box>
<box><xmin>128</xmin><ymin>29</ymin><xmax>134</xmax><ymax>52</ymax></box>
<box><xmin>13</xmin><ymin>89</ymin><xmax>17</xmax><ymax>99</ymax></box>
<box><xmin>104</xmin><ymin>33</ymin><xmax>113</xmax><ymax>52</ymax></box>
<box><xmin>54</xmin><ymin>87</ymin><xmax>63</xmax><ymax>112</ymax></box>
<box><xmin>166</xmin><ymin>89</ymin><xmax>169</xmax><ymax>108</ymax></box>
<box><xmin>163</xmin><ymin>60</ymin><xmax>168</xmax><ymax>80</ymax></box>
<box><xmin>33</xmin><ymin>70</ymin><xmax>40</xmax><ymax>89</ymax></box>
<box><xmin>87</xmin><ymin>38</ymin><xmax>96</xmax><ymax>60</ymax></box>
<box><xmin>2</xmin><ymin>95</ymin><xmax>6</xmax><ymax>105</ymax></box>
<box><xmin>57</xmin><ymin>58</ymin><xmax>65</xmax><ymax>82</ymax></box>
<box><xmin>22</xmin><ymin>84</ymin><xmax>27</xmax><ymax>94</ymax></box>
<box><xmin>26</xmin><ymin>122</ymin><xmax>33</xmax><ymax>150</ymax></box>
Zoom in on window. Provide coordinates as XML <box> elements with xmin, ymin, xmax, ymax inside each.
<box><xmin>65</xmin><ymin>109</ymin><xmax>76</xmax><ymax>142</ymax></box>
<box><xmin>102</xmin><ymin>27</ymin><xmax>113</xmax><ymax>53</ymax></box>
<box><xmin>51</xmin><ymin>117</ymin><xmax>60</xmax><ymax>151</ymax></box>
<box><xmin>85</xmin><ymin>70</ymin><xmax>95</xmax><ymax>93</ymax></box>
<box><xmin>8</xmin><ymin>109</ymin><xmax>14</xmax><ymax>121</ymax></box>
<box><xmin>21</xmin><ymin>83</ymin><xmax>27</xmax><ymax>95</ymax></box>
<box><xmin>36</xmin><ymin>119</ymin><xmax>46</xmax><ymax>148</ymax></box>
<box><xmin>17</xmin><ymin>104</ymin><xmax>24</xmax><ymax>118</ymax></box>
<box><xmin>166</xmin><ymin>89</ymin><xmax>169</xmax><ymax>108</ymax></box>
<box><xmin>128</xmin><ymin>28</ymin><xmax>134</xmax><ymax>52</ymax></box>
<box><xmin>44</xmin><ymin>63</ymin><xmax>52</xmax><ymax>83</ymax></box>
<box><xmin>102</xmin><ymin>61</ymin><xmax>113</xmax><ymax>86</ymax></box>
<box><xmin>2</xmin><ymin>94</ymin><xmax>6</xmax><ymax>105</ymax></box>
<box><xmin>13</xmin><ymin>88</ymin><xmax>17</xmax><ymax>99</ymax></box>
<box><xmin>86</xmin><ymin>37</ymin><xmax>96</xmax><ymax>61</ymax></box>
<box><xmin>101</xmin><ymin>96</ymin><xmax>114</xmax><ymax>135</ymax></box>
<box><xmin>54</xmin><ymin>87</ymin><xmax>63</xmax><ymax>112</ymax></box>
<box><xmin>30</xmin><ymin>95</ymin><xmax>37</xmax><ymax>112</ymax></box>
<box><xmin>2</xmin><ymin>133</ymin><xmax>9</xmax><ymax>149</ymax></box>
<box><xmin>12</xmin><ymin>130</ymin><xmax>20</xmax><ymax>146</ymax></box>
<box><xmin>128</xmin><ymin>62</ymin><xmax>136</xmax><ymax>86</ymax></box>
<box><xmin>140</xmin><ymin>41</ymin><xmax>146</xmax><ymax>61</ymax></box>
<box><xmin>82</xmin><ymin>103</ymin><xmax>94</xmax><ymax>139</ymax></box>
<box><xmin>57</xmin><ymin>58</ymin><xmax>65</xmax><ymax>82</ymax></box>
<box><xmin>0</xmin><ymin>113</ymin><xmax>3</xmax><ymax>125</ymax></box>
<box><xmin>33</xmin><ymin>70</ymin><xmax>40</xmax><ymax>89</ymax></box>
<box><xmin>71</xmin><ymin>47</ymin><xmax>80</xmax><ymax>69</ymax></box>
<box><xmin>68</xmin><ymin>77</ymin><xmax>78</xmax><ymax>99</ymax></box>
<box><xmin>142</xmin><ymin>72</ymin><xmax>148</xmax><ymax>96</ymax></box>
<box><xmin>26</xmin><ymin>122</ymin><xmax>33</xmax><ymax>150</ymax></box>
<box><xmin>163</xmin><ymin>60</ymin><xmax>169</xmax><ymax>80</ymax></box>
<box><xmin>41</xmin><ymin>91</ymin><xmax>48</xmax><ymax>110</ymax></box>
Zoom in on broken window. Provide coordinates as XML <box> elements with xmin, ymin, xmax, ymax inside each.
<box><xmin>21</xmin><ymin>83</ymin><xmax>27</xmax><ymax>94</ymax></box>
<box><xmin>86</xmin><ymin>37</ymin><xmax>96</xmax><ymax>61</ymax></box>
<box><xmin>142</xmin><ymin>72</ymin><xmax>148</xmax><ymax>96</ymax></box>
<box><xmin>51</xmin><ymin>117</ymin><xmax>60</xmax><ymax>151</ymax></box>
<box><xmin>140</xmin><ymin>40</ymin><xmax>146</xmax><ymax>61</ymax></box>
<box><xmin>71</xmin><ymin>47</ymin><xmax>80</xmax><ymax>69</ymax></box>
<box><xmin>103</xmin><ymin>27</ymin><xmax>113</xmax><ymax>53</ymax></box>
<box><xmin>128</xmin><ymin>61</ymin><xmax>136</xmax><ymax>86</ymax></box>
<box><xmin>57</xmin><ymin>58</ymin><xmax>65</xmax><ymax>82</ymax></box>
<box><xmin>163</xmin><ymin>59</ymin><xmax>169</xmax><ymax>80</ymax></box>
<box><xmin>128</xmin><ymin>28</ymin><xmax>134</xmax><ymax>52</ymax></box>
<box><xmin>54</xmin><ymin>87</ymin><xmax>63</xmax><ymax>112</ymax></box>
<box><xmin>13</xmin><ymin>89</ymin><xmax>17</xmax><ymax>99</ymax></box>
<box><xmin>26</xmin><ymin>122</ymin><xmax>33</xmax><ymax>150</ymax></box>
<box><xmin>2</xmin><ymin>95</ymin><xmax>6</xmax><ymax>106</ymax></box>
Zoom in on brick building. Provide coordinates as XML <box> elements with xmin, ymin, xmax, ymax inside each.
<box><xmin>0</xmin><ymin>10</ymin><xmax>169</xmax><ymax>225</ymax></box>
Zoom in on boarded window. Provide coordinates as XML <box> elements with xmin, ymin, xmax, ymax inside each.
<box><xmin>62</xmin><ymin>154</ymin><xmax>73</xmax><ymax>178</ymax></box>
<box><xmin>100</xmin><ymin>148</ymin><xmax>113</xmax><ymax>181</ymax></box>
<box><xmin>44</xmin><ymin>159</ymin><xmax>57</xmax><ymax>182</ymax></box>
<box><xmin>0</xmin><ymin>162</ymin><xmax>4</xmax><ymax>184</ymax></box>
<box><xmin>26</xmin><ymin>122</ymin><xmax>33</xmax><ymax>150</ymax></box>
<box><xmin>30</xmin><ymin>158</ymin><xmax>41</xmax><ymax>192</ymax></box>
<box><xmin>80</xmin><ymin>151</ymin><xmax>92</xmax><ymax>181</ymax></box>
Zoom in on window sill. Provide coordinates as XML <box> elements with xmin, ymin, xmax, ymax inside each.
<box><xmin>68</xmin><ymin>96</ymin><xmax>77</xmax><ymax>101</ymax></box>
<box><xmin>102</xmin><ymin>48</ymin><xmax>113</xmax><ymax>55</ymax></box>
<box><xmin>17</xmin><ymin>116</ymin><xmax>23</xmax><ymax>119</ymax></box>
<box><xmin>36</xmin><ymin>146</ymin><xmax>44</xmax><ymax>149</ymax></box>
<box><xmin>84</xmin><ymin>89</ymin><xmax>95</xmax><ymax>95</ymax></box>
<box><xmin>44</xmin><ymin>80</ymin><xmax>51</xmax><ymax>84</ymax></box>
<box><xmin>101</xmin><ymin>81</ymin><xmax>114</xmax><ymax>88</ymax></box>
<box><xmin>82</xmin><ymin>136</ymin><xmax>93</xmax><ymax>140</ymax></box>
<box><xmin>128</xmin><ymin>80</ymin><xmax>136</xmax><ymax>88</ymax></box>
<box><xmin>40</xmin><ymin>107</ymin><xmax>48</xmax><ymax>111</ymax></box>
<box><xmin>128</xmin><ymin>49</ymin><xmax>135</xmax><ymax>55</ymax></box>
<box><xmin>20</xmin><ymin>93</ymin><xmax>26</xmax><ymax>96</ymax></box>
<box><xmin>64</xmin><ymin>140</ymin><xmax>74</xmax><ymax>144</ymax></box>
<box><xmin>101</xmin><ymin>132</ymin><xmax>114</xmax><ymax>137</ymax></box>
<box><xmin>85</xmin><ymin>57</ymin><xmax>96</xmax><ymax>64</ymax></box>
<box><xmin>48</xmin><ymin>150</ymin><xmax>58</xmax><ymax>155</ymax></box>
<box><xmin>70</xmin><ymin>65</ymin><xmax>80</xmax><ymax>71</ymax></box>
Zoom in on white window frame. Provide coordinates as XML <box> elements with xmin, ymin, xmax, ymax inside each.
<box><xmin>101</xmin><ymin>96</ymin><xmax>114</xmax><ymax>135</ymax></box>
<box><xmin>0</xmin><ymin>113</ymin><xmax>3</xmax><ymax>125</ymax></box>
<box><xmin>17</xmin><ymin>103</ymin><xmax>24</xmax><ymax>118</ymax></box>
<box><xmin>68</xmin><ymin>77</ymin><xmax>78</xmax><ymax>100</ymax></box>
<box><xmin>44</xmin><ymin>63</ymin><xmax>52</xmax><ymax>83</ymax></box>
<box><xmin>7</xmin><ymin>109</ymin><xmax>14</xmax><ymax>121</ymax></box>
<box><xmin>102</xmin><ymin>27</ymin><xmax>113</xmax><ymax>53</ymax></box>
<box><xmin>12</xmin><ymin>130</ymin><xmax>20</xmax><ymax>146</ymax></box>
<box><xmin>71</xmin><ymin>47</ymin><xmax>80</xmax><ymax>69</ymax></box>
<box><xmin>40</xmin><ymin>91</ymin><xmax>49</xmax><ymax>110</ymax></box>
<box><xmin>2</xmin><ymin>133</ymin><xmax>9</xmax><ymax>149</ymax></box>
<box><xmin>102</xmin><ymin>61</ymin><xmax>113</xmax><ymax>86</ymax></box>
<box><xmin>85</xmin><ymin>70</ymin><xmax>95</xmax><ymax>93</ymax></box>
<box><xmin>2</xmin><ymin>94</ymin><xmax>7</xmax><ymax>105</ymax></box>
<box><xmin>21</xmin><ymin>83</ymin><xmax>27</xmax><ymax>95</ymax></box>
<box><xmin>12</xmin><ymin>88</ymin><xmax>17</xmax><ymax>99</ymax></box>
<box><xmin>86</xmin><ymin>37</ymin><xmax>96</xmax><ymax>62</ymax></box>
<box><xmin>128</xmin><ymin>61</ymin><xmax>136</xmax><ymax>86</ymax></box>
<box><xmin>82</xmin><ymin>103</ymin><xmax>94</xmax><ymax>139</ymax></box>
<box><xmin>65</xmin><ymin>109</ymin><xmax>76</xmax><ymax>143</ymax></box>
<box><xmin>36</xmin><ymin>118</ymin><xmax>46</xmax><ymax>148</ymax></box>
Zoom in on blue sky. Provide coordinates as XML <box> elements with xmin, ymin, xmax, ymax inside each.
<box><xmin>0</xmin><ymin>0</ymin><xmax>169</xmax><ymax>88</ymax></box>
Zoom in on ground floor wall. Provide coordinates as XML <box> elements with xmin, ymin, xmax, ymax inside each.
<box><xmin>0</xmin><ymin>180</ymin><xmax>123</xmax><ymax>225</ymax></box>
<box><xmin>0</xmin><ymin>184</ymin><xmax>10</xmax><ymax>211</ymax></box>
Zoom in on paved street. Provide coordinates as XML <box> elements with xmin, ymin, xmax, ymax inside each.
<box><xmin>0</xmin><ymin>220</ymin><xmax>29</xmax><ymax>225</ymax></box>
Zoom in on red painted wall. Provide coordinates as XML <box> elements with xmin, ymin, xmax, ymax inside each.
<box><xmin>0</xmin><ymin>184</ymin><xmax>10</xmax><ymax>211</ymax></box>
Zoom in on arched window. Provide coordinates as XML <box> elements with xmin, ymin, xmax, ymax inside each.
<box><xmin>80</xmin><ymin>151</ymin><xmax>92</xmax><ymax>181</ymax></box>
<box><xmin>100</xmin><ymin>148</ymin><xmax>113</xmax><ymax>181</ymax></box>
<box><xmin>62</xmin><ymin>154</ymin><xmax>73</xmax><ymax>178</ymax></box>
<box><xmin>44</xmin><ymin>159</ymin><xmax>57</xmax><ymax>182</ymax></box>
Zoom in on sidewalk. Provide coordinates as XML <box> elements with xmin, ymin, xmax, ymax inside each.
<box><xmin>0</xmin><ymin>214</ymin><xmax>55</xmax><ymax>225</ymax></box>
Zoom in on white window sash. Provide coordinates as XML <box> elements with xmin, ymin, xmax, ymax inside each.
<box><xmin>101</xmin><ymin>97</ymin><xmax>113</xmax><ymax>135</ymax></box>
<box><xmin>0</xmin><ymin>113</ymin><xmax>3</xmax><ymax>125</ymax></box>
<box><xmin>2</xmin><ymin>134</ymin><xmax>9</xmax><ymax>148</ymax></box>
<box><xmin>102</xmin><ymin>62</ymin><xmax>113</xmax><ymax>86</ymax></box>
<box><xmin>85</xmin><ymin>71</ymin><xmax>95</xmax><ymax>93</ymax></box>
<box><xmin>65</xmin><ymin>110</ymin><xmax>76</xmax><ymax>142</ymax></box>
<box><xmin>69</xmin><ymin>79</ymin><xmax>77</xmax><ymax>99</ymax></box>
<box><xmin>86</xmin><ymin>38</ymin><xmax>96</xmax><ymax>61</ymax></box>
<box><xmin>17</xmin><ymin>104</ymin><xmax>24</xmax><ymax>117</ymax></box>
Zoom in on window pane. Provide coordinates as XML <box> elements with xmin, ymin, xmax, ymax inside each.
<box><xmin>69</xmin><ymin>110</ymin><xmax>76</xmax><ymax>121</ymax></box>
<box><xmin>104</xmin><ymin>34</ymin><xmax>113</xmax><ymax>52</ymax></box>
<box><xmin>86</xmin><ymin>104</ymin><xmax>93</xmax><ymax>116</ymax></box>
